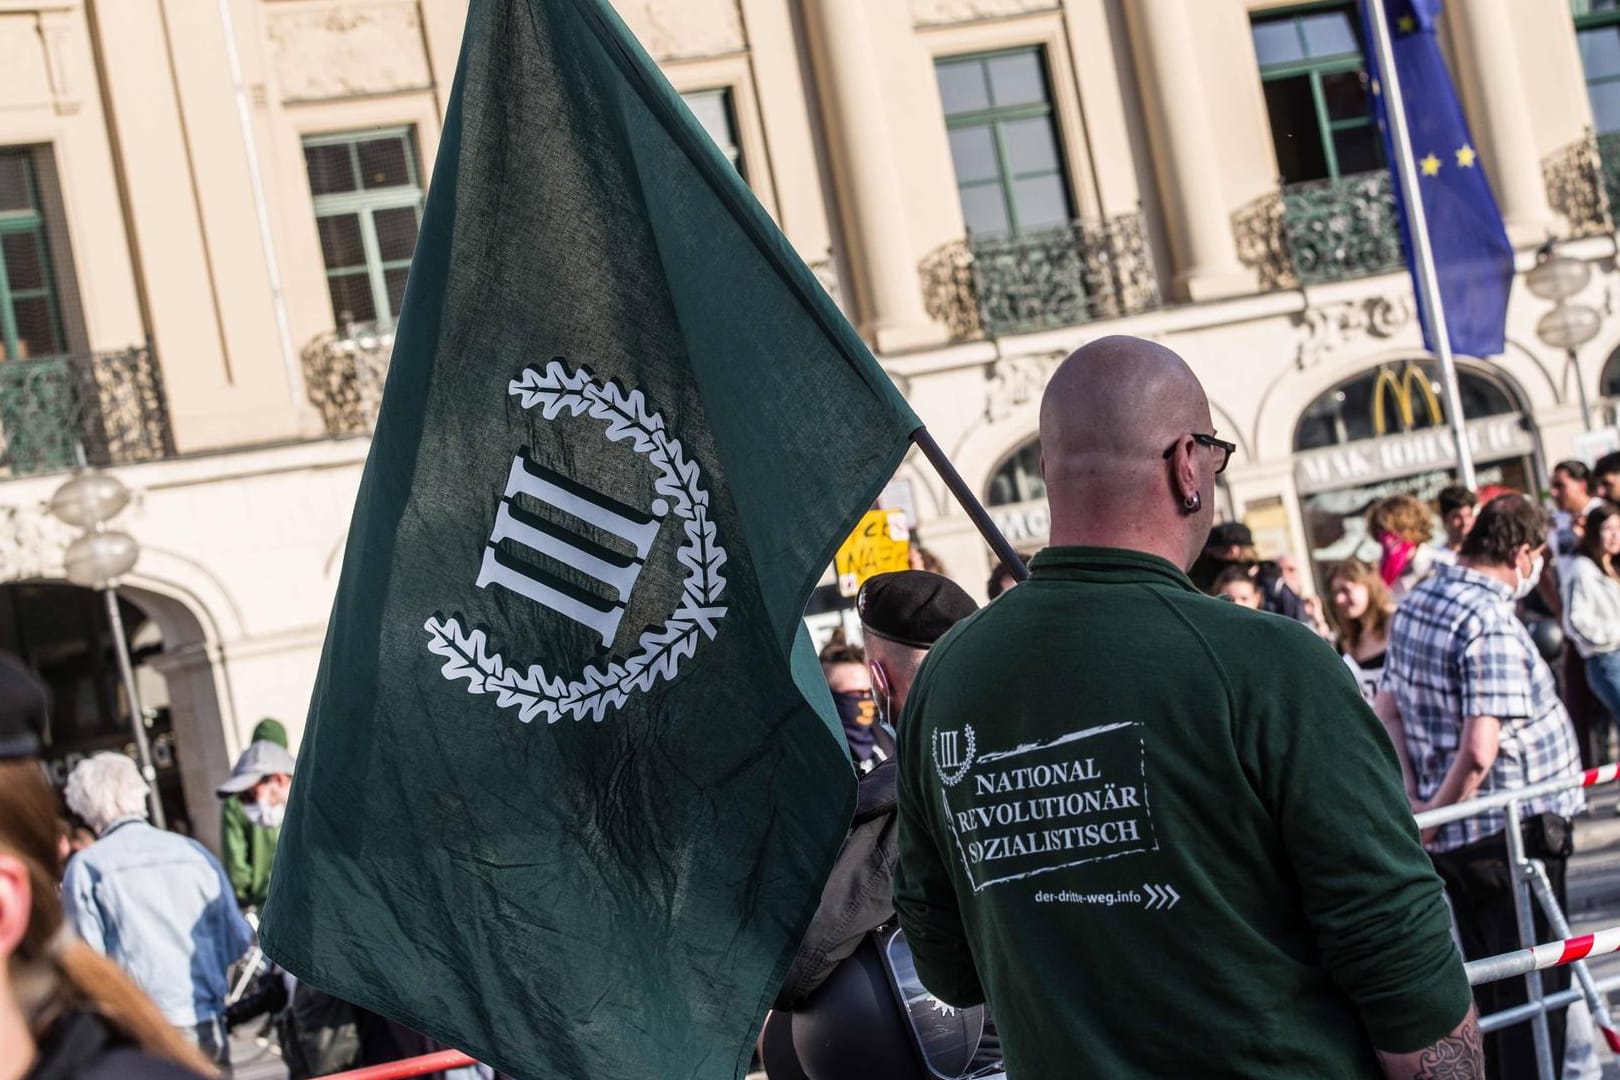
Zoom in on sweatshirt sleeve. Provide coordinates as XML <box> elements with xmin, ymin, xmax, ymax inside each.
<box><xmin>892</xmin><ymin>670</ymin><xmax>986</xmax><ymax>1008</ymax></box>
<box><xmin>1235</xmin><ymin>625</ymin><xmax>1471</xmax><ymax>1053</ymax></box>
<box><xmin>1566</xmin><ymin>562</ymin><xmax>1620</xmax><ymax>655</ymax></box>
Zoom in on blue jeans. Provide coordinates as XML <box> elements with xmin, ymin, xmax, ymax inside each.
<box><xmin>1585</xmin><ymin>651</ymin><xmax>1620</xmax><ymax>726</ymax></box>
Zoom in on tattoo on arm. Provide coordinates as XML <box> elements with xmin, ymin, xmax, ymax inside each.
<box><xmin>1412</xmin><ymin>1019</ymin><xmax>1484</xmax><ymax>1080</ymax></box>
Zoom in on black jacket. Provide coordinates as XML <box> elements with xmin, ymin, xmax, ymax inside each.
<box><xmin>25</xmin><ymin>1012</ymin><xmax>208</xmax><ymax>1080</ymax></box>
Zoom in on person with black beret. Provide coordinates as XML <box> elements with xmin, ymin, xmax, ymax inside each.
<box><xmin>762</xmin><ymin>571</ymin><xmax>981</xmax><ymax>1079</ymax></box>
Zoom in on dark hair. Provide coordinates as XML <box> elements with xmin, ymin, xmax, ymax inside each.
<box><xmin>1579</xmin><ymin>503</ymin><xmax>1620</xmax><ymax>581</ymax></box>
<box><xmin>1436</xmin><ymin>485</ymin><xmax>1477</xmax><ymax>516</ymax></box>
<box><xmin>1212</xmin><ymin>565</ymin><xmax>1257</xmax><ymax>593</ymax></box>
<box><xmin>986</xmin><ymin>563</ymin><xmax>1017</xmax><ymax>600</ymax></box>
<box><xmin>1555</xmin><ymin>460</ymin><xmax>1593</xmax><ymax>490</ymax></box>
<box><xmin>1458</xmin><ymin>494</ymin><xmax>1548</xmax><ymax>565</ymax></box>
<box><xmin>1595</xmin><ymin>451</ymin><xmax>1620</xmax><ymax>480</ymax></box>
<box><xmin>818</xmin><ymin>643</ymin><xmax>865</xmax><ymax>666</ymax></box>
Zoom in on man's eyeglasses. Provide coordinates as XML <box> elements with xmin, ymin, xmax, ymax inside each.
<box><xmin>1163</xmin><ymin>432</ymin><xmax>1236</xmax><ymax>475</ymax></box>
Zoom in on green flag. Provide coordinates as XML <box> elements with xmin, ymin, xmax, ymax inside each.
<box><xmin>259</xmin><ymin>0</ymin><xmax>921</xmax><ymax>1076</ymax></box>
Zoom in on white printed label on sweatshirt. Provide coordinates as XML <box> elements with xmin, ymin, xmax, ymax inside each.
<box><xmin>932</xmin><ymin>720</ymin><xmax>1157</xmax><ymax>892</ymax></box>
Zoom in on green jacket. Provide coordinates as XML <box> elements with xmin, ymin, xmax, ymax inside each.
<box><xmin>894</xmin><ymin>547</ymin><xmax>1470</xmax><ymax>1078</ymax></box>
<box><xmin>222</xmin><ymin>718</ymin><xmax>286</xmax><ymax>909</ymax></box>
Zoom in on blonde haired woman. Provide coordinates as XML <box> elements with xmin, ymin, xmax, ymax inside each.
<box><xmin>1327</xmin><ymin>560</ymin><xmax>1397</xmax><ymax>703</ymax></box>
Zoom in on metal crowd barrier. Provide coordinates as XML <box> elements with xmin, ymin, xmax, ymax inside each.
<box><xmin>1414</xmin><ymin>762</ymin><xmax>1620</xmax><ymax>1079</ymax></box>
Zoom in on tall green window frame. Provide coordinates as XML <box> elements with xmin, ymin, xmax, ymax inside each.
<box><xmin>1251</xmin><ymin>3</ymin><xmax>1382</xmax><ymax>184</ymax></box>
<box><xmin>1575</xmin><ymin>2</ymin><xmax>1620</xmax><ymax>134</ymax></box>
<box><xmin>0</xmin><ymin>148</ymin><xmax>67</xmax><ymax>361</ymax></box>
<box><xmin>935</xmin><ymin>47</ymin><xmax>1074</xmax><ymax>238</ymax></box>
<box><xmin>302</xmin><ymin>128</ymin><xmax>425</xmax><ymax>331</ymax></box>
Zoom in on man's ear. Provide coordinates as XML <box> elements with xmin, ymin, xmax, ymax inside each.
<box><xmin>0</xmin><ymin>854</ymin><xmax>33</xmax><ymax>960</ymax></box>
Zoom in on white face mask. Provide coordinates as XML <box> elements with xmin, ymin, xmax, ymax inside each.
<box><xmin>243</xmin><ymin>801</ymin><xmax>286</xmax><ymax>829</ymax></box>
<box><xmin>1512</xmin><ymin>553</ymin><xmax>1545</xmax><ymax>601</ymax></box>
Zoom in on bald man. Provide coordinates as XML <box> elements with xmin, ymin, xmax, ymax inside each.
<box><xmin>893</xmin><ymin>337</ymin><xmax>1479</xmax><ymax>1079</ymax></box>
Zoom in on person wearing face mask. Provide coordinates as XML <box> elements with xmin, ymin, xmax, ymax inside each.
<box><xmin>215</xmin><ymin>739</ymin><xmax>295</xmax><ymax>833</ymax></box>
<box><xmin>61</xmin><ymin>753</ymin><xmax>253</xmax><ymax>1070</ymax></box>
<box><xmin>219</xmin><ymin>719</ymin><xmax>288</xmax><ymax>911</ymax></box>
<box><xmin>763</xmin><ymin>571</ymin><xmax>978</xmax><ymax>1080</ymax></box>
<box><xmin>819</xmin><ymin>645</ymin><xmax>889</xmax><ymax>771</ymax></box>
<box><xmin>1376</xmin><ymin>493</ymin><xmax>1584</xmax><ymax>1080</ymax></box>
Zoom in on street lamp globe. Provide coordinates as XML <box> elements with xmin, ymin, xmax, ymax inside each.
<box><xmin>1525</xmin><ymin>250</ymin><xmax>1593</xmax><ymax>302</ymax></box>
<box><xmin>62</xmin><ymin>530</ymin><xmax>139</xmax><ymax>589</ymax></box>
<box><xmin>48</xmin><ymin>471</ymin><xmax>131</xmax><ymax>529</ymax></box>
<box><xmin>1535</xmin><ymin>302</ymin><xmax>1603</xmax><ymax>352</ymax></box>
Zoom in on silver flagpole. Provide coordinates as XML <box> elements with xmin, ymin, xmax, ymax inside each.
<box><xmin>1365</xmin><ymin>0</ymin><xmax>1477</xmax><ymax>489</ymax></box>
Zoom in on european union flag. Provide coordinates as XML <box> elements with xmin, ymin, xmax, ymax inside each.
<box><xmin>1361</xmin><ymin>0</ymin><xmax>1513</xmax><ymax>357</ymax></box>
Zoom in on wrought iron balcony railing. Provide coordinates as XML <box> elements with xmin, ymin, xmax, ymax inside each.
<box><xmin>1278</xmin><ymin>170</ymin><xmax>1404</xmax><ymax>286</ymax></box>
<box><xmin>0</xmin><ymin>345</ymin><xmax>175</xmax><ymax>479</ymax></box>
<box><xmin>302</xmin><ymin>321</ymin><xmax>394</xmax><ymax>437</ymax></box>
<box><xmin>1543</xmin><ymin>130</ymin><xmax>1612</xmax><ymax>239</ymax></box>
<box><xmin>920</xmin><ymin>210</ymin><xmax>1160</xmax><ymax>341</ymax></box>
<box><xmin>1595</xmin><ymin>131</ymin><xmax>1620</xmax><ymax>233</ymax></box>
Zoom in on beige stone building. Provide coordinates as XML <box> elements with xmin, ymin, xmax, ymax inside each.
<box><xmin>3</xmin><ymin>0</ymin><xmax>1619</xmax><ymax>839</ymax></box>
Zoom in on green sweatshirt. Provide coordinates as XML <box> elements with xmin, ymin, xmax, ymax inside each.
<box><xmin>222</xmin><ymin>717</ymin><xmax>287</xmax><ymax>908</ymax></box>
<box><xmin>894</xmin><ymin>547</ymin><xmax>1469</xmax><ymax>1078</ymax></box>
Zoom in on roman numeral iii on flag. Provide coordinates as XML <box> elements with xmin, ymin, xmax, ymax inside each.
<box><xmin>259</xmin><ymin>0</ymin><xmax>928</xmax><ymax>1076</ymax></box>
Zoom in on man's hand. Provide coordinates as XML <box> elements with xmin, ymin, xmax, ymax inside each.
<box><xmin>1376</xmin><ymin>1005</ymin><xmax>1483</xmax><ymax>1079</ymax></box>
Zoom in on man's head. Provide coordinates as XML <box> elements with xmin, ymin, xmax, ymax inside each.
<box><xmin>1435</xmin><ymin>485</ymin><xmax>1477</xmax><ymax>548</ymax></box>
<box><xmin>1204</xmin><ymin>522</ymin><xmax>1256</xmax><ymax>564</ymax></box>
<box><xmin>857</xmin><ymin>571</ymin><xmax>978</xmax><ymax>723</ymax></box>
<box><xmin>986</xmin><ymin>562</ymin><xmax>1019</xmax><ymax>600</ymax></box>
<box><xmin>1551</xmin><ymin>460</ymin><xmax>1594</xmax><ymax>513</ymax></box>
<box><xmin>1595</xmin><ymin>452</ymin><xmax>1620</xmax><ymax>502</ymax></box>
<box><xmin>217</xmin><ymin>739</ymin><xmax>296</xmax><ymax>829</ymax></box>
<box><xmin>1274</xmin><ymin>553</ymin><xmax>1304</xmax><ymax>596</ymax></box>
<box><xmin>1038</xmin><ymin>336</ymin><xmax>1219</xmax><ymax>569</ymax></box>
<box><xmin>1459</xmin><ymin>494</ymin><xmax>1550</xmax><ymax>589</ymax></box>
<box><xmin>63</xmin><ymin>753</ymin><xmax>149</xmax><ymax>835</ymax></box>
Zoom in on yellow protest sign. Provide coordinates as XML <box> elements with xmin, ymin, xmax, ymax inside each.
<box><xmin>835</xmin><ymin>509</ymin><xmax>911</xmax><ymax>597</ymax></box>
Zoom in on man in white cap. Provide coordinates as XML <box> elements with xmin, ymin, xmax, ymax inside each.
<box><xmin>217</xmin><ymin>738</ymin><xmax>297</xmax><ymax>832</ymax></box>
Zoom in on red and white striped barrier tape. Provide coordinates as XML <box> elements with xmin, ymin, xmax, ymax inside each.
<box><xmin>1579</xmin><ymin>763</ymin><xmax>1620</xmax><ymax>788</ymax></box>
<box><xmin>1466</xmin><ymin>926</ymin><xmax>1620</xmax><ymax>986</ymax></box>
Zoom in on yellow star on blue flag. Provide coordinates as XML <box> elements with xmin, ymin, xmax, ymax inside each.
<box><xmin>1362</xmin><ymin>0</ymin><xmax>1512</xmax><ymax>357</ymax></box>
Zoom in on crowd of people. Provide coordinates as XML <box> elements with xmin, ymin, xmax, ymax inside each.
<box><xmin>0</xmin><ymin>662</ymin><xmax>495</xmax><ymax>1080</ymax></box>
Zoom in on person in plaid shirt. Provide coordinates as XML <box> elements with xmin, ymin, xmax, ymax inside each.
<box><xmin>1377</xmin><ymin>493</ymin><xmax>1584</xmax><ymax>1080</ymax></box>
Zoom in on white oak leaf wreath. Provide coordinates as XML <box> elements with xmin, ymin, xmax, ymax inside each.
<box><xmin>425</xmin><ymin>359</ymin><xmax>729</xmax><ymax>723</ymax></box>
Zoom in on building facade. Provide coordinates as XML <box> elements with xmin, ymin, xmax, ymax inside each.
<box><xmin>3</xmin><ymin>0</ymin><xmax>1618</xmax><ymax>842</ymax></box>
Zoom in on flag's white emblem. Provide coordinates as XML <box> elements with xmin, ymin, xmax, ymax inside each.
<box><xmin>425</xmin><ymin>359</ymin><xmax>729</xmax><ymax>723</ymax></box>
<box><xmin>932</xmin><ymin>725</ymin><xmax>976</xmax><ymax>787</ymax></box>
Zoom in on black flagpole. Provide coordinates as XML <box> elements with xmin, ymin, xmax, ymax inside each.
<box><xmin>910</xmin><ymin>427</ymin><xmax>1030</xmax><ymax>582</ymax></box>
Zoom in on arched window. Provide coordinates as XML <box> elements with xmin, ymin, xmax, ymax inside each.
<box><xmin>1599</xmin><ymin>345</ymin><xmax>1620</xmax><ymax>401</ymax></box>
<box><xmin>1293</xmin><ymin>360</ymin><xmax>1517</xmax><ymax>452</ymax></box>
<box><xmin>986</xmin><ymin>438</ymin><xmax>1045</xmax><ymax>506</ymax></box>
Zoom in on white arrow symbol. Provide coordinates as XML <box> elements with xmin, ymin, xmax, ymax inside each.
<box><xmin>1142</xmin><ymin>883</ymin><xmax>1178</xmax><ymax>911</ymax></box>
